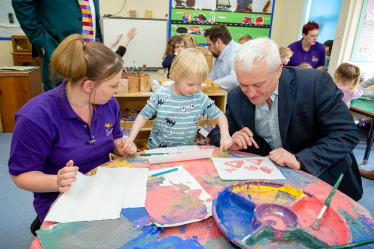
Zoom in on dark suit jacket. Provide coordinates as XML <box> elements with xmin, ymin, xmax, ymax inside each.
<box><xmin>12</xmin><ymin>0</ymin><xmax>103</xmax><ymax>59</ymax></box>
<box><xmin>211</xmin><ymin>67</ymin><xmax>363</xmax><ymax>201</ymax></box>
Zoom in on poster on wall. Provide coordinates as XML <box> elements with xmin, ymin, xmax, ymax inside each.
<box><xmin>351</xmin><ymin>0</ymin><xmax>374</xmax><ymax>62</ymax></box>
<box><xmin>169</xmin><ymin>0</ymin><xmax>275</xmax><ymax>45</ymax></box>
<box><xmin>0</xmin><ymin>0</ymin><xmax>24</xmax><ymax>39</ymax></box>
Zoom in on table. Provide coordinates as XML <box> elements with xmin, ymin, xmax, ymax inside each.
<box><xmin>0</xmin><ymin>68</ymin><xmax>43</xmax><ymax>132</ymax></box>
<box><xmin>350</xmin><ymin>97</ymin><xmax>374</xmax><ymax>165</ymax></box>
<box><xmin>31</xmin><ymin>148</ymin><xmax>374</xmax><ymax>249</ymax></box>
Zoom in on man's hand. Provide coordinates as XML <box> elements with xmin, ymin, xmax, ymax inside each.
<box><xmin>41</xmin><ymin>47</ymin><xmax>45</xmax><ymax>55</ymax></box>
<box><xmin>229</xmin><ymin>127</ymin><xmax>258</xmax><ymax>150</ymax></box>
<box><xmin>268</xmin><ymin>148</ymin><xmax>300</xmax><ymax>170</ymax></box>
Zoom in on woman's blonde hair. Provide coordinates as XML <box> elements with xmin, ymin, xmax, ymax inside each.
<box><xmin>334</xmin><ymin>63</ymin><xmax>361</xmax><ymax>91</ymax></box>
<box><xmin>297</xmin><ymin>63</ymin><xmax>312</xmax><ymax>69</ymax></box>
<box><xmin>51</xmin><ymin>34</ymin><xmax>123</xmax><ymax>85</ymax></box>
<box><xmin>279</xmin><ymin>47</ymin><xmax>293</xmax><ymax>57</ymax></box>
<box><xmin>163</xmin><ymin>35</ymin><xmax>187</xmax><ymax>60</ymax></box>
<box><xmin>169</xmin><ymin>48</ymin><xmax>209</xmax><ymax>83</ymax></box>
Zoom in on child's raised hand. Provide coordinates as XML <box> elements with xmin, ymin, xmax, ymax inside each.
<box><xmin>219</xmin><ymin>135</ymin><xmax>233</xmax><ymax>155</ymax></box>
<box><xmin>114</xmin><ymin>34</ymin><xmax>123</xmax><ymax>45</ymax></box>
<box><xmin>127</xmin><ymin>27</ymin><xmax>137</xmax><ymax>40</ymax></box>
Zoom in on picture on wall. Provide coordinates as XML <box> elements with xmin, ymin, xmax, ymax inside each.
<box><xmin>351</xmin><ymin>0</ymin><xmax>374</xmax><ymax>62</ymax></box>
<box><xmin>169</xmin><ymin>0</ymin><xmax>275</xmax><ymax>44</ymax></box>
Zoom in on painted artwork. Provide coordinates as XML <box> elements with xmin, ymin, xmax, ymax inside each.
<box><xmin>145</xmin><ymin>166</ymin><xmax>213</xmax><ymax>227</ymax></box>
<box><xmin>211</xmin><ymin>157</ymin><xmax>285</xmax><ymax>180</ymax></box>
<box><xmin>145</xmin><ymin>10</ymin><xmax>152</xmax><ymax>18</ymax></box>
<box><xmin>130</xmin><ymin>10</ymin><xmax>136</xmax><ymax>18</ymax></box>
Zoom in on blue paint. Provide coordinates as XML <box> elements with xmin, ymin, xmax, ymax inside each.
<box><xmin>207</xmin><ymin>226</ymin><xmax>211</xmax><ymax>229</ymax></box>
<box><xmin>119</xmin><ymin>225</ymin><xmax>162</xmax><ymax>248</ymax></box>
<box><xmin>121</xmin><ymin>207</ymin><xmax>150</xmax><ymax>228</ymax></box>
<box><xmin>193</xmin><ymin>236</ymin><xmax>198</xmax><ymax>239</ymax></box>
<box><xmin>227</xmin><ymin>151</ymin><xmax>240</xmax><ymax>158</ymax></box>
<box><xmin>214</xmin><ymin>187</ymin><xmax>256</xmax><ymax>241</ymax></box>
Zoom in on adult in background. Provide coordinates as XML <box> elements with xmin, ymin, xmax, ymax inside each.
<box><xmin>204</xmin><ymin>24</ymin><xmax>241</xmax><ymax>93</ymax></box>
<box><xmin>287</xmin><ymin>21</ymin><xmax>325</xmax><ymax>70</ymax></box>
<box><xmin>12</xmin><ymin>0</ymin><xmax>103</xmax><ymax>92</ymax></box>
<box><xmin>211</xmin><ymin>37</ymin><xmax>363</xmax><ymax>201</ymax></box>
<box><xmin>8</xmin><ymin>34</ymin><xmax>137</xmax><ymax>236</ymax></box>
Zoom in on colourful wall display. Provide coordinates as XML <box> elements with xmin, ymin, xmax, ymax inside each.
<box><xmin>169</xmin><ymin>0</ymin><xmax>275</xmax><ymax>44</ymax></box>
<box><xmin>351</xmin><ymin>0</ymin><xmax>374</xmax><ymax>62</ymax></box>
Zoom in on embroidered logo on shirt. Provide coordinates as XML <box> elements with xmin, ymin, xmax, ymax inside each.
<box><xmin>105</xmin><ymin>123</ymin><xmax>114</xmax><ymax>136</ymax></box>
<box><xmin>312</xmin><ymin>56</ymin><xmax>318</xmax><ymax>62</ymax></box>
<box><xmin>105</xmin><ymin>123</ymin><xmax>114</xmax><ymax>128</ymax></box>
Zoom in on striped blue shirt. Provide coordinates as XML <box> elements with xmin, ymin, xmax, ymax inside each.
<box><xmin>255</xmin><ymin>82</ymin><xmax>282</xmax><ymax>150</ymax></box>
<box><xmin>140</xmin><ymin>84</ymin><xmax>223</xmax><ymax>149</ymax></box>
<box><xmin>209</xmin><ymin>40</ymin><xmax>241</xmax><ymax>93</ymax></box>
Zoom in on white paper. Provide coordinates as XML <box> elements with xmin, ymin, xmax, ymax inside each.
<box><xmin>96</xmin><ymin>167</ymin><xmax>149</xmax><ymax>208</ymax></box>
<box><xmin>144</xmin><ymin>145</ymin><xmax>198</xmax><ymax>154</ymax></box>
<box><xmin>211</xmin><ymin>157</ymin><xmax>286</xmax><ymax>180</ymax></box>
<box><xmin>149</xmin><ymin>149</ymin><xmax>213</xmax><ymax>164</ymax></box>
<box><xmin>45</xmin><ymin>172</ymin><xmax>129</xmax><ymax>223</ymax></box>
<box><xmin>146</xmin><ymin>166</ymin><xmax>212</xmax><ymax>227</ymax></box>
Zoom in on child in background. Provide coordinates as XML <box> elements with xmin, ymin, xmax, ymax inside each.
<box><xmin>324</xmin><ymin>40</ymin><xmax>333</xmax><ymax>71</ymax></box>
<box><xmin>239</xmin><ymin>34</ymin><xmax>252</xmax><ymax>44</ymax></box>
<box><xmin>297</xmin><ymin>63</ymin><xmax>313</xmax><ymax>69</ymax></box>
<box><xmin>334</xmin><ymin>63</ymin><xmax>363</xmax><ymax>108</ymax></box>
<box><xmin>162</xmin><ymin>36</ymin><xmax>187</xmax><ymax>78</ymax></box>
<box><xmin>124</xmin><ymin>48</ymin><xmax>233</xmax><ymax>154</ymax></box>
<box><xmin>184</xmin><ymin>36</ymin><xmax>196</xmax><ymax>48</ymax></box>
<box><xmin>108</xmin><ymin>27</ymin><xmax>137</xmax><ymax>57</ymax></box>
<box><xmin>279</xmin><ymin>47</ymin><xmax>293</xmax><ymax>65</ymax></box>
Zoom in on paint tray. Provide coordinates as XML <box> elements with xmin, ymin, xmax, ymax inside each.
<box><xmin>212</xmin><ymin>181</ymin><xmax>352</xmax><ymax>248</ymax></box>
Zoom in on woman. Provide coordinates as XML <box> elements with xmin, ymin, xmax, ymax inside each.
<box><xmin>8</xmin><ymin>34</ymin><xmax>137</xmax><ymax>235</ymax></box>
<box><xmin>287</xmin><ymin>21</ymin><xmax>325</xmax><ymax>70</ymax></box>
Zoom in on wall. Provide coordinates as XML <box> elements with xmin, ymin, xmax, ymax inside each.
<box><xmin>270</xmin><ymin>0</ymin><xmax>306</xmax><ymax>47</ymax></box>
<box><xmin>329</xmin><ymin>0</ymin><xmax>374</xmax><ymax>75</ymax></box>
<box><xmin>308</xmin><ymin>0</ymin><xmax>342</xmax><ymax>43</ymax></box>
<box><xmin>0</xmin><ymin>40</ymin><xmax>13</xmax><ymax>67</ymax></box>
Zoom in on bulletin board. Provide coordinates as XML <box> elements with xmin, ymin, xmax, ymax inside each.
<box><xmin>169</xmin><ymin>0</ymin><xmax>275</xmax><ymax>45</ymax></box>
<box><xmin>351</xmin><ymin>0</ymin><xmax>374</xmax><ymax>62</ymax></box>
<box><xmin>0</xmin><ymin>0</ymin><xmax>23</xmax><ymax>40</ymax></box>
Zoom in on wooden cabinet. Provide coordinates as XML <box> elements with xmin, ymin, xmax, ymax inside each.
<box><xmin>11</xmin><ymin>36</ymin><xmax>33</xmax><ymax>53</ymax></box>
<box><xmin>0</xmin><ymin>68</ymin><xmax>43</xmax><ymax>132</ymax></box>
<box><xmin>114</xmin><ymin>88</ymin><xmax>227</xmax><ymax>143</ymax></box>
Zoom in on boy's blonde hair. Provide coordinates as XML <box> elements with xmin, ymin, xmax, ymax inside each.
<box><xmin>334</xmin><ymin>63</ymin><xmax>361</xmax><ymax>91</ymax></box>
<box><xmin>169</xmin><ymin>48</ymin><xmax>209</xmax><ymax>83</ymax></box>
<box><xmin>297</xmin><ymin>63</ymin><xmax>312</xmax><ymax>69</ymax></box>
<box><xmin>279</xmin><ymin>47</ymin><xmax>293</xmax><ymax>57</ymax></box>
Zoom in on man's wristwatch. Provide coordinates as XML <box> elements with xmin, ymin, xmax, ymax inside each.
<box><xmin>295</xmin><ymin>156</ymin><xmax>306</xmax><ymax>171</ymax></box>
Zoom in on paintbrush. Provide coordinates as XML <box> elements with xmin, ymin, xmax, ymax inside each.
<box><xmin>241</xmin><ymin>125</ymin><xmax>259</xmax><ymax>149</ymax></box>
<box><xmin>148</xmin><ymin>168</ymin><xmax>178</xmax><ymax>178</ymax></box>
<box><xmin>141</xmin><ymin>153</ymin><xmax>171</xmax><ymax>156</ymax></box>
<box><xmin>324</xmin><ymin>238</ymin><xmax>374</xmax><ymax>249</ymax></box>
<box><xmin>133</xmin><ymin>60</ymin><xmax>140</xmax><ymax>75</ymax></box>
<box><xmin>311</xmin><ymin>173</ymin><xmax>344</xmax><ymax>230</ymax></box>
<box><xmin>140</xmin><ymin>64</ymin><xmax>146</xmax><ymax>74</ymax></box>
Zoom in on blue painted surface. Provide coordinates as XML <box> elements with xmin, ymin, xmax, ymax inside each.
<box><xmin>307</xmin><ymin>0</ymin><xmax>342</xmax><ymax>44</ymax></box>
<box><xmin>121</xmin><ymin>207</ymin><xmax>150</xmax><ymax>228</ymax></box>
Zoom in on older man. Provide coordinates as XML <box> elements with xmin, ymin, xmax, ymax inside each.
<box><xmin>211</xmin><ymin>37</ymin><xmax>363</xmax><ymax>201</ymax></box>
<box><xmin>204</xmin><ymin>24</ymin><xmax>241</xmax><ymax>93</ymax></box>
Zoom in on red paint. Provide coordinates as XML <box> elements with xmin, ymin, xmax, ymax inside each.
<box><xmin>260</xmin><ymin>167</ymin><xmax>273</xmax><ymax>174</ymax></box>
<box><xmin>224</xmin><ymin>160</ymin><xmax>244</xmax><ymax>168</ymax></box>
<box><xmin>290</xmin><ymin>196</ymin><xmax>350</xmax><ymax>245</ymax></box>
<box><xmin>145</xmin><ymin>184</ymin><xmax>209</xmax><ymax>225</ymax></box>
<box><xmin>224</xmin><ymin>169</ymin><xmax>237</xmax><ymax>173</ymax></box>
<box><xmin>245</xmin><ymin>165</ymin><xmax>258</xmax><ymax>171</ymax></box>
<box><xmin>246</xmin><ymin>159</ymin><xmax>263</xmax><ymax>166</ymax></box>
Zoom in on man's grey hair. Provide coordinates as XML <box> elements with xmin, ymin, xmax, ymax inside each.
<box><xmin>235</xmin><ymin>37</ymin><xmax>281</xmax><ymax>74</ymax></box>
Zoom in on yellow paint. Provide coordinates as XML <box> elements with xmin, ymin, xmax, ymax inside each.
<box><xmin>232</xmin><ymin>182</ymin><xmax>304</xmax><ymax>201</ymax></box>
<box><xmin>85</xmin><ymin>160</ymin><xmax>136</xmax><ymax>176</ymax></box>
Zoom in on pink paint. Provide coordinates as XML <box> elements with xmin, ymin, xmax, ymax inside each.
<box><xmin>30</xmin><ymin>237</ymin><xmax>43</xmax><ymax>249</ymax></box>
<box><xmin>260</xmin><ymin>167</ymin><xmax>273</xmax><ymax>174</ymax></box>
<box><xmin>224</xmin><ymin>160</ymin><xmax>244</xmax><ymax>168</ymax></box>
<box><xmin>246</xmin><ymin>159</ymin><xmax>263</xmax><ymax>166</ymax></box>
<box><xmin>224</xmin><ymin>169</ymin><xmax>237</xmax><ymax>173</ymax></box>
<box><xmin>245</xmin><ymin>165</ymin><xmax>258</xmax><ymax>171</ymax></box>
<box><xmin>290</xmin><ymin>196</ymin><xmax>350</xmax><ymax>245</ymax></box>
<box><xmin>262</xmin><ymin>215</ymin><xmax>286</xmax><ymax>230</ymax></box>
<box><xmin>145</xmin><ymin>184</ymin><xmax>209</xmax><ymax>225</ymax></box>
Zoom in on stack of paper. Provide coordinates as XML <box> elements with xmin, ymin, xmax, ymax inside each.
<box><xmin>145</xmin><ymin>146</ymin><xmax>213</xmax><ymax>164</ymax></box>
<box><xmin>45</xmin><ymin>167</ymin><xmax>149</xmax><ymax>223</ymax></box>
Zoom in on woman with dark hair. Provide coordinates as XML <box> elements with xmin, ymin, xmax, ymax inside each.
<box><xmin>323</xmin><ymin>40</ymin><xmax>334</xmax><ymax>71</ymax></box>
<box><xmin>8</xmin><ymin>34</ymin><xmax>137</xmax><ymax>236</ymax></box>
<box><xmin>287</xmin><ymin>21</ymin><xmax>325</xmax><ymax>70</ymax></box>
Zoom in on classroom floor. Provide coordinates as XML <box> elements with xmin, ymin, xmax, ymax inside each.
<box><xmin>1</xmin><ymin>130</ymin><xmax>374</xmax><ymax>248</ymax></box>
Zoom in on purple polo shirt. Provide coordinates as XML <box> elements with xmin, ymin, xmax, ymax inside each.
<box><xmin>287</xmin><ymin>39</ymin><xmax>325</xmax><ymax>68</ymax></box>
<box><xmin>8</xmin><ymin>81</ymin><xmax>122</xmax><ymax>222</ymax></box>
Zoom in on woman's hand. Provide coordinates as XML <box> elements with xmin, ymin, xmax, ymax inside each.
<box><xmin>219</xmin><ymin>135</ymin><xmax>233</xmax><ymax>155</ymax></box>
<box><xmin>57</xmin><ymin>160</ymin><xmax>79</xmax><ymax>193</ymax></box>
<box><xmin>117</xmin><ymin>138</ymin><xmax>138</xmax><ymax>156</ymax></box>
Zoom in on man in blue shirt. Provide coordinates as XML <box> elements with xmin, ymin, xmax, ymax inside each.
<box><xmin>204</xmin><ymin>24</ymin><xmax>241</xmax><ymax>93</ymax></box>
<box><xmin>211</xmin><ymin>37</ymin><xmax>363</xmax><ymax>202</ymax></box>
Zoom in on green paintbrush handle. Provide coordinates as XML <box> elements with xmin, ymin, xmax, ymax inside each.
<box><xmin>324</xmin><ymin>238</ymin><xmax>374</xmax><ymax>249</ymax></box>
<box><xmin>324</xmin><ymin>173</ymin><xmax>344</xmax><ymax>207</ymax></box>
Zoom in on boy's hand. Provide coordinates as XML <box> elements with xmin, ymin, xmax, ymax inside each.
<box><xmin>219</xmin><ymin>135</ymin><xmax>233</xmax><ymax>155</ymax></box>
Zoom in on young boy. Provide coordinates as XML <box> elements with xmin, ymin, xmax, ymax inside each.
<box><xmin>279</xmin><ymin>47</ymin><xmax>293</xmax><ymax>65</ymax></box>
<box><xmin>239</xmin><ymin>35</ymin><xmax>252</xmax><ymax>44</ymax></box>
